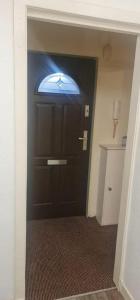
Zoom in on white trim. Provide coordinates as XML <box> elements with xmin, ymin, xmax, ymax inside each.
<box><xmin>27</xmin><ymin>1</ymin><xmax>140</xmax><ymax>29</ymax></box>
<box><xmin>57</xmin><ymin>287</ymin><xmax>116</xmax><ymax>300</ymax></box>
<box><xmin>14</xmin><ymin>1</ymin><xmax>140</xmax><ymax>300</ymax></box>
<box><xmin>14</xmin><ymin>2</ymin><xmax>27</xmax><ymax>299</ymax></box>
<box><xmin>113</xmin><ymin>35</ymin><xmax>140</xmax><ymax>287</ymax></box>
<box><xmin>15</xmin><ymin>288</ymin><xmax>118</xmax><ymax>300</ymax></box>
<box><xmin>120</xmin><ymin>281</ymin><xmax>133</xmax><ymax>300</ymax></box>
<box><xmin>27</xmin><ymin>7</ymin><xmax>140</xmax><ymax>35</ymax></box>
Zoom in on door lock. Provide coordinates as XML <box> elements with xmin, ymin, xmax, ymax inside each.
<box><xmin>78</xmin><ymin>130</ymin><xmax>88</xmax><ymax>151</ymax></box>
<box><xmin>85</xmin><ymin>105</ymin><xmax>89</xmax><ymax>117</ymax></box>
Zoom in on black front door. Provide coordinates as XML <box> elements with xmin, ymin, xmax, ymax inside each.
<box><xmin>28</xmin><ymin>52</ymin><xmax>97</xmax><ymax>219</ymax></box>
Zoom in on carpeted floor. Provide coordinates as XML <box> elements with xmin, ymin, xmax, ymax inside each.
<box><xmin>26</xmin><ymin>217</ymin><xmax>117</xmax><ymax>300</ymax></box>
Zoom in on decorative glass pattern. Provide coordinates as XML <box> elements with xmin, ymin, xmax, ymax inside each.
<box><xmin>38</xmin><ymin>73</ymin><xmax>80</xmax><ymax>94</ymax></box>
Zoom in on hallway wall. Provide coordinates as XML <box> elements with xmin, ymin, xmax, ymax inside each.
<box><xmin>0</xmin><ymin>2</ymin><xmax>15</xmax><ymax>300</ymax></box>
<box><xmin>28</xmin><ymin>20</ymin><xmax>136</xmax><ymax>216</ymax></box>
<box><xmin>1</xmin><ymin>1</ymin><xmax>140</xmax><ymax>300</ymax></box>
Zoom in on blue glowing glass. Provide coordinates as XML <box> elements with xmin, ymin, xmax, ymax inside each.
<box><xmin>38</xmin><ymin>73</ymin><xmax>80</xmax><ymax>94</ymax></box>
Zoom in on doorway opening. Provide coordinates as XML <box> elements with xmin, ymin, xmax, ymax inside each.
<box><xmin>26</xmin><ymin>19</ymin><xmax>136</xmax><ymax>300</ymax></box>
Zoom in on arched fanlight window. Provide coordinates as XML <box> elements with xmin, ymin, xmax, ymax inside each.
<box><xmin>37</xmin><ymin>73</ymin><xmax>80</xmax><ymax>94</ymax></box>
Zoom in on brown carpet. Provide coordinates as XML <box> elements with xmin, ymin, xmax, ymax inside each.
<box><xmin>26</xmin><ymin>217</ymin><xmax>117</xmax><ymax>300</ymax></box>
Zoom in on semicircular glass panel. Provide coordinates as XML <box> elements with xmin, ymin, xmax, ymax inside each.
<box><xmin>37</xmin><ymin>73</ymin><xmax>80</xmax><ymax>94</ymax></box>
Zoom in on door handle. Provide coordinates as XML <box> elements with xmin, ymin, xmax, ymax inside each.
<box><xmin>78</xmin><ymin>130</ymin><xmax>88</xmax><ymax>151</ymax></box>
<box><xmin>78</xmin><ymin>137</ymin><xmax>87</xmax><ymax>140</ymax></box>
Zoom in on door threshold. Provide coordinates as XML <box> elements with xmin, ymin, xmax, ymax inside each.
<box><xmin>56</xmin><ymin>286</ymin><xmax>116</xmax><ymax>299</ymax></box>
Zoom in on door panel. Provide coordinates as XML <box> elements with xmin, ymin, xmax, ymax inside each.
<box><xmin>63</xmin><ymin>104</ymin><xmax>82</xmax><ymax>154</ymax></box>
<box><xmin>53</xmin><ymin>105</ymin><xmax>63</xmax><ymax>154</ymax></box>
<box><xmin>33</xmin><ymin>166</ymin><xmax>51</xmax><ymax>204</ymax></box>
<box><xmin>31</xmin><ymin>163</ymin><xmax>83</xmax><ymax>218</ymax></box>
<box><xmin>28</xmin><ymin>52</ymin><xmax>96</xmax><ymax>219</ymax></box>
<box><xmin>35</xmin><ymin>104</ymin><xmax>54</xmax><ymax>156</ymax></box>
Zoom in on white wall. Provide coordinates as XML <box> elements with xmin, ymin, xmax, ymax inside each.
<box><xmin>0</xmin><ymin>1</ymin><xmax>15</xmax><ymax>300</ymax></box>
<box><xmin>123</xmin><ymin>129</ymin><xmax>140</xmax><ymax>300</ymax></box>
<box><xmin>117</xmin><ymin>37</ymin><xmax>140</xmax><ymax>300</ymax></box>
<box><xmin>28</xmin><ymin>20</ymin><xmax>136</xmax><ymax>216</ymax></box>
<box><xmin>82</xmin><ymin>0</ymin><xmax>140</xmax><ymax>12</ymax></box>
<box><xmin>1</xmin><ymin>1</ymin><xmax>140</xmax><ymax>300</ymax></box>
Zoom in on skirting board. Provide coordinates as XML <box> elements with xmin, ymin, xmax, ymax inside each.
<box><xmin>16</xmin><ymin>288</ymin><xmax>116</xmax><ymax>300</ymax></box>
<box><xmin>16</xmin><ymin>285</ymin><xmax>132</xmax><ymax>300</ymax></box>
<box><xmin>57</xmin><ymin>287</ymin><xmax>116</xmax><ymax>300</ymax></box>
<box><xmin>120</xmin><ymin>281</ymin><xmax>133</xmax><ymax>300</ymax></box>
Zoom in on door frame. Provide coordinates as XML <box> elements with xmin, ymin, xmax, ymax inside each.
<box><xmin>14</xmin><ymin>1</ymin><xmax>140</xmax><ymax>299</ymax></box>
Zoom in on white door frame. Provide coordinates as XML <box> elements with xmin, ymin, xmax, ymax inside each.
<box><xmin>14</xmin><ymin>1</ymin><xmax>140</xmax><ymax>299</ymax></box>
